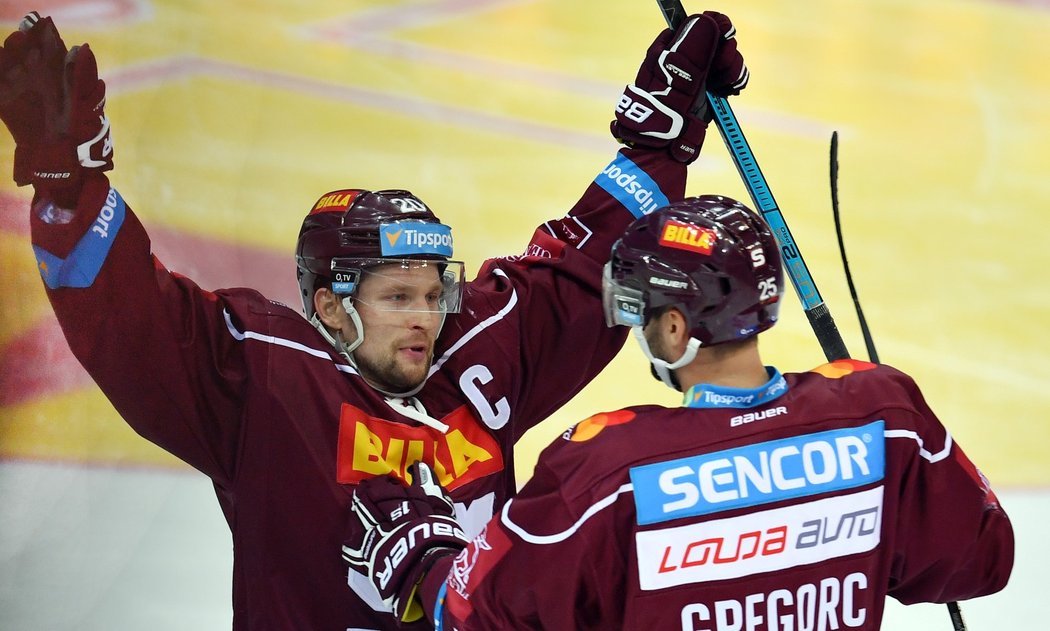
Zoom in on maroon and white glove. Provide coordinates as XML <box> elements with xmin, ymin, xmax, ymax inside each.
<box><xmin>0</xmin><ymin>12</ymin><xmax>113</xmax><ymax>208</ymax></box>
<box><xmin>342</xmin><ymin>462</ymin><xmax>468</xmax><ymax>624</ymax></box>
<box><xmin>611</xmin><ymin>11</ymin><xmax>748</xmax><ymax>164</ymax></box>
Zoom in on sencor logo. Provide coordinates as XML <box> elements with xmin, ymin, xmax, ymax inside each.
<box><xmin>630</xmin><ymin>421</ymin><xmax>886</xmax><ymax>525</ymax></box>
<box><xmin>659</xmin><ymin>220</ymin><xmax>717</xmax><ymax>255</ymax></box>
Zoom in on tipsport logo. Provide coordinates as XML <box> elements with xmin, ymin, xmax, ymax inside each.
<box><xmin>379</xmin><ymin>221</ymin><xmax>454</xmax><ymax>257</ymax></box>
<box><xmin>595</xmin><ymin>154</ymin><xmax>670</xmax><ymax>218</ymax></box>
<box><xmin>630</xmin><ymin>421</ymin><xmax>886</xmax><ymax>525</ymax></box>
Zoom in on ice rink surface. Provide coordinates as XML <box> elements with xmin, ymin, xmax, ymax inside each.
<box><xmin>1</xmin><ymin>0</ymin><xmax>1047</xmax><ymax>628</ymax></box>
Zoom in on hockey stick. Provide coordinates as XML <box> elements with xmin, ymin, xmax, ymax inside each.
<box><xmin>658</xmin><ymin>4</ymin><xmax>968</xmax><ymax>626</ymax></box>
<box><xmin>829</xmin><ymin>131</ymin><xmax>968</xmax><ymax>631</ymax></box>
<box><xmin>655</xmin><ymin>0</ymin><xmax>849</xmax><ymax>362</ymax></box>
<box><xmin>830</xmin><ymin>131</ymin><xmax>879</xmax><ymax>363</ymax></box>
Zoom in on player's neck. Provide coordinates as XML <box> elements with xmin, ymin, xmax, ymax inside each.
<box><xmin>676</xmin><ymin>339</ymin><xmax>767</xmax><ymax>392</ymax></box>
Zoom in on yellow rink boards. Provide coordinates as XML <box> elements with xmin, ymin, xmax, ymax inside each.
<box><xmin>0</xmin><ymin>0</ymin><xmax>1048</xmax><ymax>495</ymax></box>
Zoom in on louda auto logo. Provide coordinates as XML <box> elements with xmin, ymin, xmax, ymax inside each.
<box><xmin>337</xmin><ymin>403</ymin><xmax>503</xmax><ymax>491</ymax></box>
<box><xmin>635</xmin><ymin>486</ymin><xmax>884</xmax><ymax>589</ymax></box>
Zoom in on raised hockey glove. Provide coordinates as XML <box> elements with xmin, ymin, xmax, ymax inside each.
<box><xmin>342</xmin><ymin>462</ymin><xmax>468</xmax><ymax>624</ymax></box>
<box><xmin>0</xmin><ymin>12</ymin><xmax>113</xmax><ymax>208</ymax></box>
<box><xmin>611</xmin><ymin>11</ymin><xmax>749</xmax><ymax>164</ymax></box>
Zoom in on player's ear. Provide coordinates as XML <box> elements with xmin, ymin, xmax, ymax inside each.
<box><xmin>314</xmin><ymin>288</ymin><xmax>343</xmax><ymax>328</ymax></box>
<box><xmin>664</xmin><ymin>307</ymin><xmax>691</xmax><ymax>353</ymax></box>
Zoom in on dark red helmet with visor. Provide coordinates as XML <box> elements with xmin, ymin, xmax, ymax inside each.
<box><xmin>603</xmin><ymin>195</ymin><xmax>783</xmax><ymax>346</ymax></box>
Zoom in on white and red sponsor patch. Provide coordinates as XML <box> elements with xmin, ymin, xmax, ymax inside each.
<box><xmin>635</xmin><ymin>486</ymin><xmax>884</xmax><ymax>590</ymax></box>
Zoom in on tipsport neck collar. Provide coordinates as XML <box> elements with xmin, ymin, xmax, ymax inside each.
<box><xmin>682</xmin><ymin>367</ymin><xmax>788</xmax><ymax>409</ymax></box>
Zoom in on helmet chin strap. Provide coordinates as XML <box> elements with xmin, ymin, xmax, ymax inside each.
<box><xmin>631</xmin><ymin>326</ymin><xmax>701</xmax><ymax>392</ymax></box>
<box><xmin>309</xmin><ymin>303</ymin><xmax>364</xmax><ymax>366</ymax></box>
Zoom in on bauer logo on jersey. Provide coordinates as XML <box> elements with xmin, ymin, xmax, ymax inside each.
<box><xmin>658</xmin><ymin>220</ymin><xmax>717</xmax><ymax>255</ymax></box>
<box><xmin>630</xmin><ymin>421</ymin><xmax>886</xmax><ymax>525</ymax></box>
<box><xmin>379</xmin><ymin>221</ymin><xmax>454</xmax><ymax>258</ymax></box>
<box><xmin>595</xmin><ymin>153</ymin><xmax>670</xmax><ymax>218</ymax></box>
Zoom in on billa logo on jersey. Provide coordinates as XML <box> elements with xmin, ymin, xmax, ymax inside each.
<box><xmin>659</xmin><ymin>220</ymin><xmax>717</xmax><ymax>255</ymax></box>
<box><xmin>337</xmin><ymin>403</ymin><xmax>503</xmax><ymax>491</ymax></box>
<box><xmin>310</xmin><ymin>189</ymin><xmax>364</xmax><ymax>214</ymax></box>
<box><xmin>379</xmin><ymin>221</ymin><xmax>455</xmax><ymax>258</ymax></box>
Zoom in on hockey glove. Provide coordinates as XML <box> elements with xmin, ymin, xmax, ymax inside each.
<box><xmin>611</xmin><ymin>11</ymin><xmax>749</xmax><ymax>164</ymax></box>
<box><xmin>342</xmin><ymin>462</ymin><xmax>468</xmax><ymax>624</ymax></box>
<box><xmin>0</xmin><ymin>12</ymin><xmax>113</xmax><ymax>208</ymax></box>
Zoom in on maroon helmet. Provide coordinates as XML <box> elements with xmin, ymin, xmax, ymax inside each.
<box><xmin>603</xmin><ymin>195</ymin><xmax>783</xmax><ymax>346</ymax></box>
<box><xmin>295</xmin><ymin>189</ymin><xmax>463</xmax><ymax>321</ymax></box>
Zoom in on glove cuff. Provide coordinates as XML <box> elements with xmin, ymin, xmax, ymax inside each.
<box><xmin>395</xmin><ymin>546</ymin><xmax>463</xmax><ymax>624</ymax></box>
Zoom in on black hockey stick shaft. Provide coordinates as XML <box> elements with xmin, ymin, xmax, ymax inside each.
<box><xmin>830</xmin><ymin>133</ymin><xmax>967</xmax><ymax>631</ymax></box>
<box><xmin>830</xmin><ymin>132</ymin><xmax>879</xmax><ymax>364</ymax></box>
<box><xmin>655</xmin><ymin>0</ymin><xmax>848</xmax><ymax>362</ymax></box>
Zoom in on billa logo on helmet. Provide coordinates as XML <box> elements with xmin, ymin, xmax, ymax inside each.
<box><xmin>311</xmin><ymin>189</ymin><xmax>364</xmax><ymax>214</ymax></box>
<box><xmin>658</xmin><ymin>220</ymin><xmax>717</xmax><ymax>255</ymax></box>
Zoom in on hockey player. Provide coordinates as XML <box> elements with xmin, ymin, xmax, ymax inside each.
<box><xmin>343</xmin><ymin>196</ymin><xmax>1014</xmax><ymax>629</ymax></box>
<box><xmin>0</xmin><ymin>9</ymin><xmax>749</xmax><ymax>631</ymax></box>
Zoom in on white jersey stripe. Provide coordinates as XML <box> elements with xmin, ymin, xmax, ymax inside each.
<box><xmin>501</xmin><ymin>482</ymin><xmax>634</xmax><ymax>545</ymax></box>
<box><xmin>429</xmin><ymin>268</ymin><xmax>518</xmax><ymax>375</ymax></box>
<box><xmin>885</xmin><ymin>428</ymin><xmax>953</xmax><ymax>463</ymax></box>
<box><xmin>222</xmin><ymin>309</ymin><xmax>357</xmax><ymax>374</ymax></box>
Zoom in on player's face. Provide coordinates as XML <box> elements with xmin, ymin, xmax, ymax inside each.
<box><xmin>347</xmin><ymin>263</ymin><xmax>445</xmax><ymax>392</ymax></box>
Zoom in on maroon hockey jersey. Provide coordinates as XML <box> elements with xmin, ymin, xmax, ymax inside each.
<box><xmin>29</xmin><ymin>148</ymin><xmax>685</xmax><ymax>630</ymax></box>
<box><xmin>440</xmin><ymin>360</ymin><xmax>1013</xmax><ymax>630</ymax></box>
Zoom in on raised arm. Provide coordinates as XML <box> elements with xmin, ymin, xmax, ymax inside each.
<box><xmin>1</xmin><ymin>14</ymin><xmax>248</xmax><ymax>481</ymax></box>
<box><xmin>472</xmin><ymin>12</ymin><xmax>749</xmax><ymax>438</ymax></box>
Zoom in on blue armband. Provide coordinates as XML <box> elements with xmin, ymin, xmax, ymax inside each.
<box><xmin>594</xmin><ymin>153</ymin><xmax>670</xmax><ymax>219</ymax></box>
<box><xmin>33</xmin><ymin>187</ymin><xmax>126</xmax><ymax>289</ymax></box>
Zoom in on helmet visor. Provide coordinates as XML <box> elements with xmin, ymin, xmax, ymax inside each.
<box><xmin>330</xmin><ymin>258</ymin><xmax>465</xmax><ymax>314</ymax></box>
<box><xmin>602</xmin><ymin>262</ymin><xmax>646</xmax><ymax>328</ymax></box>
